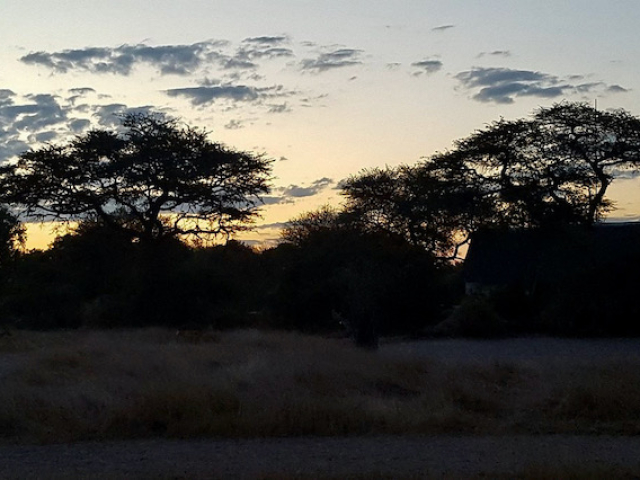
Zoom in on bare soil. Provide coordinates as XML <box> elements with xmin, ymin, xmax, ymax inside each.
<box><xmin>1</xmin><ymin>435</ymin><xmax>640</xmax><ymax>478</ymax></box>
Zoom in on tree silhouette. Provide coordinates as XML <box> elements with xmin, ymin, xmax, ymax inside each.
<box><xmin>341</xmin><ymin>103</ymin><xmax>640</xmax><ymax>258</ymax></box>
<box><xmin>433</xmin><ymin>103</ymin><xmax>640</xmax><ymax>229</ymax></box>
<box><xmin>0</xmin><ymin>205</ymin><xmax>23</xmax><ymax>269</ymax></box>
<box><xmin>341</xmin><ymin>166</ymin><xmax>479</xmax><ymax>258</ymax></box>
<box><xmin>0</xmin><ymin>113</ymin><xmax>272</xmax><ymax>244</ymax></box>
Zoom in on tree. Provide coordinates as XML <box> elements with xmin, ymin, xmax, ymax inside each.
<box><xmin>280</xmin><ymin>205</ymin><xmax>361</xmax><ymax>246</ymax></box>
<box><xmin>341</xmin><ymin>165</ymin><xmax>487</xmax><ymax>258</ymax></box>
<box><xmin>435</xmin><ymin>103</ymin><xmax>640</xmax><ymax>228</ymax></box>
<box><xmin>0</xmin><ymin>205</ymin><xmax>23</xmax><ymax>269</ymax></box>
<box><xmin>0</xmin><ymin>113</ymin><xmax>272</xmax><ymax>244</ymax></box>
<box><xmin>341</xmin><ymin>103</ymin><xmax>640</xmax><ymax>259</ymax></box>
<box><xmin>532</xmin><ymin>103</ymin><xmax>640</xmax><ymax>223</ymax></box>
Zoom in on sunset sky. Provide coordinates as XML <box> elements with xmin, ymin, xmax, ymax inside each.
<box><xmin>3</xmin><ymin>1</ymin><xmax>640</xmax><ymax>247</ymax></box>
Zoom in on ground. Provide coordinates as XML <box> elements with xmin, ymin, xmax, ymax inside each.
<box><xmin>2</xmin><ymin>334</ymin><xmax>640</xmax><ymax>478</ymax></box>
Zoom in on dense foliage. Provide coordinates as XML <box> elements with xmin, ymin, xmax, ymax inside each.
<box><xmin>2</xmin><ymin>103</ymin><xmax>640</xmax><ymax>339</ymax></box>
<box><xmin>0</xmin><ymin>205</ymin><xmax>23</xmax><ymax>272</ymax></box>
<box><xmin>0</xmin><ymin>113</ymin><xmax>272</xmax><ymax>244</ymax></box>
<box><xmin>341</xmin><ymin>103</ymin><xmax>640</xmax><ymax>258</ymax></box>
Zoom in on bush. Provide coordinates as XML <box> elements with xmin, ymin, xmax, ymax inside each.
<box><xmin>432</xmin><ymin>296</ymin><xmax>507</xmax><ymax>338</ymax></box>
<box><xmin>268</xmin><ymin>230</ymin><xmax>451</xmax><ymax>336</ymax></box>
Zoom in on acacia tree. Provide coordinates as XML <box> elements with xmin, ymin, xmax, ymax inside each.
<box><xmin>438</xmin><ymin>103</ymin><xmax>640</xmax><ymax>228</ymax></box>
<box><xmin>341</xmin><ymin>166</ymin><xmax>483</xmax><ymax>258</ymax></box>
<box><xmin>339</xmin><ymin>103</ymin><xmax>640</xmax><ymax>259</ymax></box>
<box><xmin>0</xmin><ymin>113</ymin><xmax>272</xmax><ymax>244</ymax></box>
<box><xmin>533</xmin><ymin>103</ymin><xmax>640</xmax><ymax>222</ymax></box>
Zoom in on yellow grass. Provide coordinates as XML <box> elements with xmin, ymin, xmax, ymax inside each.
<box><xmin>1</xmin><ymin>328</ymin><xmax>640</xmax><ymax>444</ymax></box>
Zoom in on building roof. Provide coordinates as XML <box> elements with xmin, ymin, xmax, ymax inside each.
<box><xmin>464</xmin><ymin>222</ymin><xmax>640</xmax><ymax>289</ymax></box>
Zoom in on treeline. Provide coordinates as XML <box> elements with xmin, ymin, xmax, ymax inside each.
<box><xmin>2</xmin><ymin>103</ymin><xmax>640</xmax><ymax>338</ymax></box>
<box><xmin>0</xmin><ymin>222</ymin><xmax>459</xmax><ymax>340</ymax></box>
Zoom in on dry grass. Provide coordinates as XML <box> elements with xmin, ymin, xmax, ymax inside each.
<box><xmin>1</xmin><ymin>328</ymin><xmax>640</xmax><ymax>444</ymax></box>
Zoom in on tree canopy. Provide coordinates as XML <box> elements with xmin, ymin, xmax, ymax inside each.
<box><xmin>338</xmin><ymin>103</ymin><xmax>640</xmax><ymax>259</ymax></box>
<box><xmin>0</xmin><ymin>113</ymin><xmax>273</xmax><ymax>244</ymax></box>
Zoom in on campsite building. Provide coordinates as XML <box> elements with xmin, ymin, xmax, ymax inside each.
<box><xmin>463</xmin><ymin>222</ymin><xmax>640</xmax><ymax>296</ymax></box>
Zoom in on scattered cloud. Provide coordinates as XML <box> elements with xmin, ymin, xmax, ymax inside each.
<box><xmin>165</xmin><ymin>84</ymin><xmax>294</xmax><ymax>107</ymax></box>
<box><xmin>267</xmin><ymin>103</ymin><xmax>290</xmax><ymax>113</ymax></box>
<box><xmin>0</xmin><ymin>94</ymin><xmax>67</xmax><ymax>131</ymax></box>
<box><xmin>19</xmin><ymin>40</ymin><xmax>251</xmax><ymax>76</ymax></box>
<box><xmin>68</xmin><ymin>87</ymin><xmax>96</xmax><ymax>96</ymax></box>
<box><xmin>455</xmin><ymin>67</ymin><xmax>627</xmax><ymax>104</ymax></box>
<box><xmin>224</xmin><ymin>119</ymin><xmax>245</xmax><ymax>130</ymax></box>
<box><xmin>300</xmin><ymin>48</ymin><xmax>364</xmax><ymax>73</ymax></box>
<box><xmin>0</xmin><ymin>89</ymin><xmax>16</xmax><ymax>107</ymax></box>
<box><xmin>263</xmin><ymin>177</ymin><xmax>335</xmax><ymax>205</ymax></box>
<box><xmin>69</xmin><ymin>118</ymin><xmax>91</xmax><ymax>132</ymax></box>
<box><xmin>608</xmin><ymin>85</ymin><xmax>629</xmax><ymax>93</ymax></box>
<box><xmin>29</xmin><ymin>131</ymin><xmax>58</xmax><ymax>143</ymax></box>
<box><xmin>0</xmin><ymin>139</ymin><xmax>29</xmax><ymax>162</ymax></box>
<box><xmin>0</xmin><ymin>89</ymin><xmax>169</xmax><ymax>162</ymax></box>
<box><xmin>411</xmin><ymin>59</ymin><xmax>443</xmax><ymax>76</ymax></box>
<box><xmin>254</xmin><ymin>221</ymin><xmax>288</xmax><ymax>230</ymax></box>
<box><xmin>243</xmin><ymin>36</ymin><xmax>289</xmax><ymax>45</ymax></box>
<box><xmin>281</xmin><ymin>177</ymin><xmax>333</xmax><ymax>198</ymax></box>
<box><xmin>92</xmin><ymin>104</ymin><xmax>158</xmax><ymax>127</ymax></box>
<box><xmin>477</xmin><ymin>50</ymin><xmax>511</xmax><ymax>58</ymax></box>
<box><xmin>167</xmin><ymin>85</ymin><xmax>259</xmax><ymax>104</ymax></box>
<box><xmin>238</xmin><ymin>35</ymin><xmax>294</xmax><ymax>61</ymax></box>
<box><xmin>20</xmin><ymin>38</ymin><xmax>297</xmax><ymax>79</ymax></box>
<box><xmin>432</xmin><ymin>25</ymin><xmax>455</xmax><ymax>32</ymax></box>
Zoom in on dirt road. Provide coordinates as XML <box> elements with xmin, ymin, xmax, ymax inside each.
<box><xmin>1</xmin><ymin>435</ymin><xmax>640</xmax><ymax>478</ymax></box>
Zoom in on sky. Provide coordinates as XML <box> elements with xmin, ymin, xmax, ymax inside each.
<box><xmin>3</xmin><ymin>1</ymin><xmax>640</xmax><ymax>248</ymax></box>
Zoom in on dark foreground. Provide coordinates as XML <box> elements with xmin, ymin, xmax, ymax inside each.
<box><xmin>1</xmin><ymin>435</ymin><xmax>640</xmax><ymax>479</ymax></box>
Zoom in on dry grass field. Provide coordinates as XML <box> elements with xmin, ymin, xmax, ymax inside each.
<box><xmin>1</xmin><ymin>328</ymin><xmax>640</xmax><ymax>446</ymax></box>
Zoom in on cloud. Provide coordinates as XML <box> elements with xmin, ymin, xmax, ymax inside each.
<box><xmin>0</xmin><ymin>94</ymin><xmax>67</xmax><ymax>131</ymax></box>
<box><xmin>68</xmin><ymin>87</ymin><xmax>96</xmax><ymax>95</ymax></box>
<box><xmin>243</xmin><ymin>36</ymin><xmax>289</xmax><ymax>45</ymax></box>
<box><xmin>281</xmin><ymin>177</ymin><xmax>333</xmax><ymax>198</ymax></box>
<box><xmin>607</xmin><ymin>85</ymin><xmax>629</xmax><ymax>93</ymax></box>
<box><xmin>29</xmin><ymin>131</ymin><xmax>59</xmax><ymax>143</ymax></box>
<box><xmin>411</xmin><ymin>59</ymin><xmax>443</xmax><ymax>75</ymax></box>
<box><xmin>91</xmin><ymin>104</ymin><xmax>158</xmax><ymax>127</ymax></box>
<box><xmin>477</xmin><ymin>50</ymin><xmax>511</xmax><ymax>58</ymax></box>
<box><xmin>456</xmin><ymin>67</ymin><xmax>627</xmax><ymax>104</ymax></box>
<box><xmin>300</xmin><ymin>48</ymin><xmax>364</xmax><ymax>73</ymax></box>
<box><xmin>0</xmin><ymin>93</ymin><xmax>76</xmax><ymax>161</ymax></box>
<box><xmin>0</xmin><ymin>139</ymin><xmax>29</xmax><ymax>161</ymax></box>
<box><xmin>20</xmin><ymin>38</ymin><xmax>296</xmax><ymax>78</ymax></box>
<box><xmin>69</xmin><ymin>118</ymin><xmax>92</xmax><ymax>132</ymax></box>
<box><xmin>254</xmin><ymin>221</ymin><xmax>288</xmax><ymax>230</ymax></box>
<box><xmin>0</xmin><ymin>90</ymin><xmax>16</xmax><ymax>107</ymax></box>
<box><xmin>224</xmin><ymin>119</ymin><xmax>245</xmax><ymax>130</ymax></box>
<box><xmin>20</xmin><ymin>40</ymin><xmax>233</xmax><ymax>76</ymax></box>
<box><xmin>166</xmin><ymin>84</ymin><xmax>291</xmax><ymax>106</ymax></box>
<box><xmin>238</xmin><ymin>36</ymin><xmax>294</xmax><ymax>61</ymax></box>
<box><xmin>263</xmin><ymin>178</ymin><xmax>335</xmax><ymax>205</ymax></box>
<box><xmin>432</xmin><ymin>25</ymin><xmax>455</xmax><ymax>32</ymax></box>
<box><xmin>267</xmin><ymin>102</ymin><xmax>290</xmax><ymax>113</ymax></box>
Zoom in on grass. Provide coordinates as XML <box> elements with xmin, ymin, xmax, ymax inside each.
<box><xmin>1</xmin><ymin>328</ymin><xmax>640</xmax><ymax>444</ymax></box>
